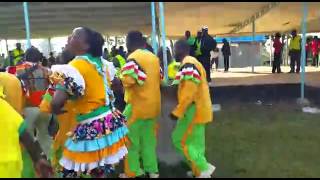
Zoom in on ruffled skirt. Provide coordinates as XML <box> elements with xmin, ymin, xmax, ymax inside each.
<box><xmin>58</xmin><ymin>108</ymin><xmax>128</xmax><ymax>176</ymax></box>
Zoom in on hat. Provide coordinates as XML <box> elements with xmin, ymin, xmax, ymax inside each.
<box><xmin>202</xmin><ymin>26</ymin><xmax>208</xmax><ymax>30</ymax></box>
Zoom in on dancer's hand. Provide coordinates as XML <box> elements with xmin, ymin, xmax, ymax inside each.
<box><xmin>35</xmin><ymin>158</ymin><xmax>54</xmax><ymax>178</ymax></box>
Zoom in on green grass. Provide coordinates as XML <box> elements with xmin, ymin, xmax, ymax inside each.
<box><xmin>22</xmin><ymin>102</ymin><xmax>320</xmax><ymax>178</ymax></box>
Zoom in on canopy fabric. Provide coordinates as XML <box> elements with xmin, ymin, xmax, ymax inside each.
<box><xmin>0</xmin><ymin>2</ymin><xmax>320</xmax><ymax>39</ymax></box>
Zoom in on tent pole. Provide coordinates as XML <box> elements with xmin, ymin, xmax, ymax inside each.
<box><xmin>151</xmin><ymin>2</ymin><xmax>158</xmax><ymax>54</ymax></box>
<box><xmin>48</xmin><ymin>37</ymin><xmax>52</xmax><ymax>54</ymax></box>
<box><xmin>252</xmin><ymin>20</ymin><xmax>255</xmax><ymax>73</ymax></box>
<box><xmin>300</xmin><ymin>2</ymin><xmax>308</xmax><ymax>100</ymax></box>
<box><xmin>5</xmin><ymin>39</ymin><xmax>9</xmax><ymax>57</ymax></box>
<box><xmin>159</xmin><ymin>2</ymin><xmax>168</xmax><ymax>82</ymax></box>
<box><xmin>23</xmin><ymin>2</ymin><xmax>31</xmax><ymax>49</ymax></box>
<box><xmin>270</xmin><ymin>35</ymin><xmax>272</xmax><ymax>67</ymax></box>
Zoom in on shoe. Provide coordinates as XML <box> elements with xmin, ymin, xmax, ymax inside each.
<box><xmin>197</xmin><ymin>164</ymin><xmax>216</xmax><ymax>178</ymax></box>
<box><xmin>148</xmin><ymin>173</ymin><xmax>160</xmax><ymax>178</ymax></box>
<box><xmin>187</xmin><ymin>171</ymin><xmax>194</xmax><ymax>178</ymax></box>
<box><xmin>119</xmin><ymin>173</ymin><xmax>146</xmax><ymax>178</ymax></box>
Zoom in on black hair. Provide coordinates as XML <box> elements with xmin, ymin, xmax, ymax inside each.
<box><xmin>275</xmin><ymin>32</ymin><xmax>281</xmax><ymax>38</ymax></box>
<box><xmin>127</xmin><ymin>31</ymin><xmax>145</xmax><ymax>48</ymax></box>
<box><xmin>175</xmin><ymin>39</ymin><xmax>190</xmax><ymax>52</ymax></box>
<box><xmin>81</xmin><ymin>27</ymin><xmax>105</xmax><ymax>57</ymax></box>
<box><xmin>25</xmin><ymin>47</ymin><xmax>42</xmax><ymax>63</ymax></box>
<box><xmin>56</xmin><ymin>50</ymin><xmax>75</xmax><ymax>64</ymax></box>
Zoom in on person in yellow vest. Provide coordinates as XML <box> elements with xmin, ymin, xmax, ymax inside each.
<box><xmin>12</xmin><ymin>43</ymin><xmax>25</xmax><ymax>66</ymax></box>
<box><xmin>170</xmin><ymin>40</ymin><xmax>215</xmax><ymax>178</ymax></box>
<box><xmin>0</xmin><ymin>72</ymin><xmax>53</xmax><ymax>178</ymax></box>
<box><xmin>119</xmin><ymin>31</ymin><xmax>161</xmax><ymax>178</ymax></box>
<box><xmin>194</xmin><ymin>30</ymin><xmax>202</xmax><ymax>60</ymax></box>
<box><xmin>289</xmin><ymin>29</ymin><xmax>302</xmax><ymax>73</ymax></box>
<box><xmin>157</xmin><ymin>47</ymin><xmax>181</xmax><ymax>80</ymax></box>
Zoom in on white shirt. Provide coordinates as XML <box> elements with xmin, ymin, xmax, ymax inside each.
<box><xmin>101</xmin><ymin>57</ymin><xmax>116</xmax><ymax>81</ymax></box>
<box><xmin>210</xmin><ymin>50</ymin><xmax>219</xmax><ymax>59</ymax></box>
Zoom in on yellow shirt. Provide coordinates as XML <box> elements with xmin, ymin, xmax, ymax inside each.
<box><xmin>289</xmin><ymin>35</ymin><xmax>301</xmax><ymax>51</ymax></box>
<box><xmin>0</xmin><ymin>72</ymin><xmax>24</xmax><ymax>114</ymax></box>
<box><xmin>121</xmin><ymin>49</ymin><xmax>161</xmax><ymax>123</ymax></box>
<box><xmin>68</xmin><ymin>59</ymin><xmax>109</xmax><ymax>115</ymax></box>
<box><xmin>172</xmin><ymin>56</ymin><xmax>213</xmax><ymax>124</ymax></box>
<box><xmin>13</xmin><ymin>49</ymin><xmax>24</xmax><ymax>65</ymax></box>
<box><xmin>0</xmin><ymin>98</ymin><xmax>26</xmax><ymax>178</ymax></box>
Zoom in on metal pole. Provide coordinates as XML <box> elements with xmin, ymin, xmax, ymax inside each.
<box><xmin>5</xmin><ymin>39</ymin><xmax>9</xmax><ymax>57</ymax></box>
<box><xmin>270</xmin><ymin>35</ymin><xmax>272</xmax><ymax>67</ymax></box>
<box><xmin>252</xmin><ymin>20</ymin><xmax>255</xmax><ymax>73</ymax></box>
<box><xmin>300</xmin><ymin>2</ymin><xmax>308</xmax><ymax>100</ymax></box>
<box><xmin>159</xmin><ymin>2</ymin><xmax>168</xmax><ymax>82</ymax></box>
<box><xmin>23</xmin><ymin>2</ymin><xmax>31</xmax><ymax>49</ymax></box>
<box><xmin>48</xmin><ymin>37</ymin><xmax>52</xmax><ymax>54</ymax></box>
<box><xmin>286</xmin><ymin>34</ymin><xmax>289</xmax><ymax>66</ymax></box>
<box><xmin>151</xmin><ymin>2</ymin><xmax>158</xmax><ymax>54</ymax></box>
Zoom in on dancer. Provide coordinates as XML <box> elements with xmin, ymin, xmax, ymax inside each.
<box><xmin>119</xmin><ymin>31</ymin><xmax>161</xmax><ymax>178</ymax></box>
<box><xmin>171</xmin><ymin>40</ymin><xmax>215</xmax><ymax>178</ymax></box>
<box><xmin>47</xmin><ymin>27</ymin><xmax>128</xmax><ymax>177</ymax></box>
<box><xmin>0</xmin><ymin>72</ymin><xmax>53</xmax><ymax>178</ymax></box>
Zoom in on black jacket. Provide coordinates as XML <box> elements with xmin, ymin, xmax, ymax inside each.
<box><xmin>222</xmin><ymin>43</ymin><xmax>231</xmax><ymax>56</ymax></box>
<box><xmin>201</xmin><ymin>34</ymin><xmax>217</xmax><ymax>56</ymax></box>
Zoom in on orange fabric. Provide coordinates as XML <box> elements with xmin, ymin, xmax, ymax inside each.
<box><xmin>0</xmin><ymin>72</ymin><xmax>24</xmax><ymax>114</ymax></box>
<box><xmin>122</xmin><ymin>49</ymin><xmax>161</xmax><ymax>123</ymax></box>
<box><xmin>124</xmin><ymin>157</ymin><xmax>136</xmax><ymax>178</ymax></box>
<box><xmin>68</xmin><ymin>59</ymin><xmax>110</xmax><ymax>115</ymax></box>
<box><xmin>124</xmin><ymin>139</ymin><xmax>136</xmax><ymax>178</ymax></box>
<box><xmin>181</xmin><ymin>123</ymin><xmax>200</xmax><ymax>177</ymax></box>
<box><xmin>63</xmin><ymin>137</ymin><xmax>128</xmax><ymax>163</ymax></box>
<box><xmin>172</xmin><ymin>56</ymin><xmax>213</xmax><ymax>124</ymax></box>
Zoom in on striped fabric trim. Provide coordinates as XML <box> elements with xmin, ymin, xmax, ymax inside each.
<box><xmin>121</xmin><ymin>59</ymin><xmax>147</xmax><ymax>85</ymax></box>
<box><xmin>172</xmin><ymin>63</ymin><xmax>201</xmax><ymax>85</ymax></box>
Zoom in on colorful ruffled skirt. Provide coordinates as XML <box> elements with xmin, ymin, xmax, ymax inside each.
<box><xmin>58</xmin><ymin>106</ymin><xmax>128</xmax><ymax>177</ymax></box>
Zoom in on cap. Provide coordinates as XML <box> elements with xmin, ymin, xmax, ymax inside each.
<box><xmin>202</xmin><ymin>26</ymin><xmax>208</xmax><ymax>30</ymax></box>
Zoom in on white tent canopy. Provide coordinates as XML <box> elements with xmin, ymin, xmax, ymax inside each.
<box><xmin>0</xmin><ymin>2</ymin><xmax>320</xmax><ymax>39</ymax></box>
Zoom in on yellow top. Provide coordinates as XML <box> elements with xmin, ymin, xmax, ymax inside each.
<box><xmin>172</xmin><ymin>56</ymin><xmax>213</xmax><ymax>124</ymax></box>
<box><xmin>121</xmin><ymin>49</ymin><xmax>161</xmax><ymax>124</ymax></box>
<box><xmin>13</xmin><ymin>49</ymin><xmax>24</xmax><ymax>65</ymax></box>
<box><xmin>168</xmin><ymin>60</ymin><xmax>181</xmax><ymax>80</ymax></box>
<box><xmin>68</xmin><ymin>58</ymin><xmax>110</xmax><ymax>115</ymax></box>
<box><xmin>289</xmin><ymin>35</ymin><xmax>301</xmax><ymax>50</ymax></box>
<box><xmin>0</xmin><ymin>98</ymin><xmax>25</xmax><ymax>176</ymax></box>
<box><xmin>0</xmin><ymin>72</ymin><xmax>24</xmax><ymax>114</ymax></box>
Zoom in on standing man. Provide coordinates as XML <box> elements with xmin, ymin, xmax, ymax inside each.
<box><xmin>221</xmin><ymin>38</ymin><xmax>231</xmax><ymax>72</ymax></box>
<box><xmin>12</xmin><ymin>43</ymin><xmax>24</xmax><ymax>66</ymax></box>
<box><xmin>311</xmin><ymin>36</ymin><xmax>319</xmax><ymax>67</ymax></box>
<box><xmin>272</xmin><ymin>32</ymin><xmax>283</xmax><ymax>73</ymax></box>
<box><xmin>171</xmin><ymin>40</ymin><xmax>215</xmax><ymax>178</ymax></box>
<box><xmin>185</xmin><ymin>30</ymin><xmax>196</xmax><ymax>57</ymax></box>
<box><xmin>199</xmin><ymin>26</ymin><xmax>216</xmax><ymax>83</ymax></box>
<box><xmin>48</xmin><ymin>52</ymin><xmax>56</xmax><ymax>67</ymax></box>
<box><xmin>120</xmin><ymin>31</ymin><xmax>161</xmax><ymax>178</ymax></box>
<box><xmin>288</xmin><ymin>29</ymin><xmax>301</xmax><ymax>73</ymax></box>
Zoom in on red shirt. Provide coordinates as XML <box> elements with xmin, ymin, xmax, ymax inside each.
<box><xmin>311</xmin><ymin>40</ymin><xmax>319</xmax><ymax>55</ymax></box>
<box><xmin>273</xmin><ymin>38</ymin><xmax>282</xmax><ymax>55</ymax></box>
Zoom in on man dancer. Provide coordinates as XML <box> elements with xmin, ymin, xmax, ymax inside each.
<box><xmin>171</xmin><ymin>40</ymin><xmax>215</xmax><ymax>178</ymax></box>
<box><xmin>120</xmin><ymin>31</ymin><xmax>161</xmax><ymax>178</ymax></box>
